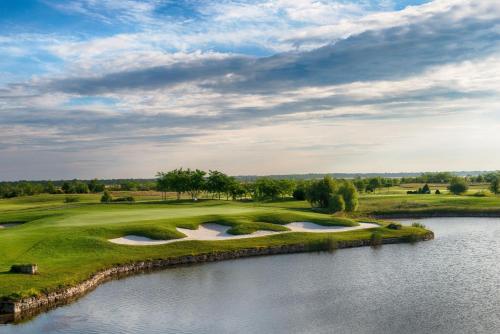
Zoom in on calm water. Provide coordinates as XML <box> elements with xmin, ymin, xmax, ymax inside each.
<box><xmin>3</xmin><ymin>218</ymin><xmax>500</xmax><ymax>334</ymax></box>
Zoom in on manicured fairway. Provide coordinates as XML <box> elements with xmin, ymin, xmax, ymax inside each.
<box><xmin>0</xmin><ymin>194</ymin><xmax>430</xmax><ymax>301</ymax></box>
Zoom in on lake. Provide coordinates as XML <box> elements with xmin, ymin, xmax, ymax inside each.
<box><xmin>3</xmin><ymin>218</ymin><xmax>500</xmax><ymax>333</ymax></box>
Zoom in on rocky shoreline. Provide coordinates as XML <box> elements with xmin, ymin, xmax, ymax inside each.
<box><xmin>0</xmin><ymin>232</ymin><xmax>433</xmax><ymax>323</ymax></box>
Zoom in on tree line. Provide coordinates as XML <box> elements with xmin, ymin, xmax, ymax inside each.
<box><xmin>156</xmin><ymin>169</ymin><xmax>359</xmax><ymax>213</ymax></box>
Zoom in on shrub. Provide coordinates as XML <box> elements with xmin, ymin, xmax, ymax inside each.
<box><xmin>421</xmin><ymin>183</ymin><xmax>431</xmax><ymax>194</ymax></box>
<box><xmin>435</xmin><ymin>189</ymin><xmax>441</xmax><ymax>194</ymax></box>
<box><xmin>100</xmin><ymin>190</ymin><xmax>113</xmax><ymax>203</ymax></box>
<box><xmin>370</xmin><ymin>231</ymin><xmax>383</xmax><ymax>246</ymax></box>
<box><xmin>472</xmin><ymin>191</ymin><xmax>488</xmax><ymax>197</ymax></box>
<box><xmin>64</xmin><ymin>196</ymin><xmax>79</xmax><ymax>203</ymax></box>
<box><xmin>387</xmin><ymin>223</ymin><xmax>402</xmax><ymax>230</ymax></box>
<box><xmin>448</xmin><ymin>177</ymin><xmax>468</xmax><ymax>195</ymax></box>
<box><xmin>328</xmin><ymin>195</ymin><xmax>345</xmax><ymax>213</ymax></box>
<box><xmin>411</xmin><ymin>222</ymin><xmax>426</xmax><ymax>229</ymax></box>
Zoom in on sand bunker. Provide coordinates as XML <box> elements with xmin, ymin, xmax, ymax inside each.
<box><xmin>0</xmin><ymin>223</ymin><xmax>21</xmax><ymax>229</ymax></box>
<box><xmin>109</xmin><ymin>222</ymin><xmax>378</xmax><ymax>246</ymax></box>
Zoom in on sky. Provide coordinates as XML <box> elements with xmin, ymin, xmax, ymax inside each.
<box><xmin>0</xmin><ymin>0</ymin><xmax>499</xmax><ymax>180</ymax></box>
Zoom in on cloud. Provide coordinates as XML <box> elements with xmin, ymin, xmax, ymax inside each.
<box><xmin>42</xmin><ymin>1</ymin><xmax>499</xmax><ymax>96</ymax></box>
<box><xmin>1</xmin><ymin>0</ymin><xmax>500</xmax><ymax>179</ymax></box>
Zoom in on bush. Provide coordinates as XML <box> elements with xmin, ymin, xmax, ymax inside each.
<box><xmin>100</xmin><ymin>191</ymin><xmax>113</xmax><ymax>203</ymax></box>
<box><xmin>370</xmin><ymin>231</ymin><xmax>383</xmax><ymax>246</ymax></box>
<box><xmin>411</xmin><ymin>222</ymin><xmax>426</xmax><ymax>229</ymax></box>
<box><xmin>472</xmin><ymin>191</ymin><xmax>488</xmax><ymax>197</ymax></box>
<box><xmin>435</xmin><ymin>189</ymin><xmax>441</xmax><ymax>194</ymax></box>
<box><xmin>64</xmin><ymin>196</ymin><xmax>79</xmax><ymax>203</ymax></box>
<box><xmin>387</xmin><ymin>223</ymin><xmax>402</xmax><ymax>230</ymax></box>
<box><xmin>328</xmin><ymin>195</ymin><xmax>345</xmax><ymax>213</ymax></box>
<box><xmin>448</xmin><ymin>177</ymin><xmax>468</xmax><ymax>195</ymax></box>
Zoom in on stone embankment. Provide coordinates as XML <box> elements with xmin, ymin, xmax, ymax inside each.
<box><xmin>0</xmin><ymin>231</ymin><xmax>433</xmax><ymax>321</ymax></box>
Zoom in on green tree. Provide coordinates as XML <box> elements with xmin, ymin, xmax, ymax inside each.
<box><xmin>353</xmin><ymin>178</ymin><xmax>366</xmax><ymax>193</ymax></box>
<box><xmin>306</xmin><ymin>176</ymin><xmax>338</xmax><ymax>208</ymax></box>
<box><xmin>61</xmin><ymin>182</ymin><xmax>74</xmax><ymax>194</ymax></box>
<box><xmin>328</xmin><ymin>194</ymin><xmax>345</xmax><ymax>213</ymax></box>
<box><xmin>88</xmin><ymin>179</ymin><xmax>105</xmax><ymax>193</ymax></box>
<box><xmin>338</xmin><ymin>181</ymin><xmax>359</xmax><ymax>212</ymax></box>
<box><xmin>156</xmin><ymin>168</ymin><xmax>191</xmax><ymax>200</ymax></box>
<box><xmin>254</xmin><ymin>178</ymin><xmax>281</xmax><ymax>200</ymax></box>
<box><xmin>365</xmin><ymin>177</ymin><xmax>382</xmax><ymax>193</ymax></box>
<box><xmin>74</xmin><ymin>182</ymin><xmax>89</xmax><ymax>194</ymax></box>
<box><xmin>206</xmin><ymin>170</ymin><xmax>230</xmax><ymax>199</ymax></box>
<box><xmin>226</xmin><ymin>178</ymin><xmax>246</xmax><ymax>200</ymax></box>
<box><xmin>101</xmin><ymin>190</ymin><xmax>113</xmax><ymax>203</ymax></box>
<box><xmin>421</xmin><ymin>183</ymin><xmax>431</xmax><ymax>194</ymax></box>
<box><xmin>490</xmin><ymin>176</ymin><xmax>499</xmax><ymax>194</ymax></box>
<box><xmin>448</xmin><ymin>177</ymin><xmax>469</xmax><ymax>195</ymax></box>
<box><xmin>44</xmin><ymin>181</ymin><xmax>57</xmax><ymax>194</ymax></box>
<box><xmin>186</xmin><ymin>169</ymin><xmax>206</xmax><ymax>200</ymax></box>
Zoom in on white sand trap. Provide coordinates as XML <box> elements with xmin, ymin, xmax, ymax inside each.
<box><xmin>0</xmin><ymin>223</ymin><xmax>21</xmax><ymax>229</ymax></box>
<box><xmin>109</xmin><ymin>222</ymin><xmax>379</xmax><ymax>246</ymax></box>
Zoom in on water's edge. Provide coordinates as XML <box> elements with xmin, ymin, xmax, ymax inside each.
<box><xmin>374</xmin><ymin>212</ymin><xmax>500</xmax><ymax>219</ymax></box>
<box><xmin>0</xmin><ymin>232</ymin><xmax>433</xmax><ymax>323</ymax></box>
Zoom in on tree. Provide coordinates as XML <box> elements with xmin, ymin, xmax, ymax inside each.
<box><xmin>353</xmin><ymin>178</ymin><xmax>366</xmax><ymax>193</ymax></box>
<box><xmin>186</xmin><ymin>169</ymin><xmax>206</xmax><ymax>200</ymax></box>
<box><xmin>306</xmin><ymin>176</ymin><xmax>338</xmax><ymax>208</ymax></box>
<box><xmin>226</xmin><ymin>178</ymin><xmax>246</xmax><ymax>200</ymax></box>
<box><xmin>421</xmin><ymin>183</ymin><xmax>431</xmax><ymax>194</ymax></box>
<box><xmin>88</xmin><ymin>179</ymin><xmax>105</xmax><ymax>193</ymax></box>
<box><xmin>328</xmin><ymin>195</ymin><xmax>345</xmax><ymax>213</ymax></box>
<box><xmin>490</xmin><ymin>176</ymin><xmax>500</xmax><ymax>194</ymax></box>
<box><xmin>156</xmin><ymin>169</ymin><xmax>191</xmax><ymax>200</ymax></box>
<box><xmin>448</xmin><ymin>177</ymin><xmax>468</xmax><ymax>195</ymax></box>
<box><xmin>44</xmin><ymin>181</ymin><xmax>57</xmax><ymax>194</ymax></box>
<box><xmin>293</xmin><ymin>184</ymin><xmax>307</xmax><ymax>200</ymax></box>
<box><xmin>365</xmin><ymin>177</ymin><xmax>382</xmax><ymax>193</ymax></box>
<box><xmin>74</xmin><ymin>182</ymin><xmax>89</xmax><ymax>194</ymax></box>
<box><xmin>206</xmin><ymin>170</ymin><xmax>230</xmax><ymax>199</ymax></box>
<box><xmin>101</xmin><ymin>190</ymin><xmax>113</xmax><ymax>203</ymax></box>
<box><xmin>254</xmin><ymin>178</ymin><xmax>281</xmax><ymax>200</ymax></box>
<box><xmin>338</xmin><ymin>181</ymin><xmax>359</xmax><ymax>212</ymax></box>
<box><xmin>61</xmin><ymin>182</ymin><xmax>73</xmax><ymax>194</ymax></box>
<box><xmin>276</xmin><ymin>179</ymin><xmax>296</xmax><ymax>199</ymax></box>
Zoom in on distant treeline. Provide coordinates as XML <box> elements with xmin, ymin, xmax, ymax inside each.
<box><xmin>0</xmin><ymin>179</ymin><xmax>156</xmax><ymax>199</ymax></box>
<box><xmin>235</xmin><ymin>171</ymin><xmax>496</xmax><ymax>181</ymax></box>
<box><xmin>1</xmin><ymin>171</ymin><xmax>499</xmax><ymax>199</ymax></box>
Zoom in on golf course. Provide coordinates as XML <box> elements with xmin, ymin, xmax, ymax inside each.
<box><xmin>0</xmin><ymin>191</ymin><xmax>435</xmax><ymax>308</ymax></box>
<box><xmin>2</xmin><ymin>173</ymin><xmax>500</xmax><ymax>321</ymax></box>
